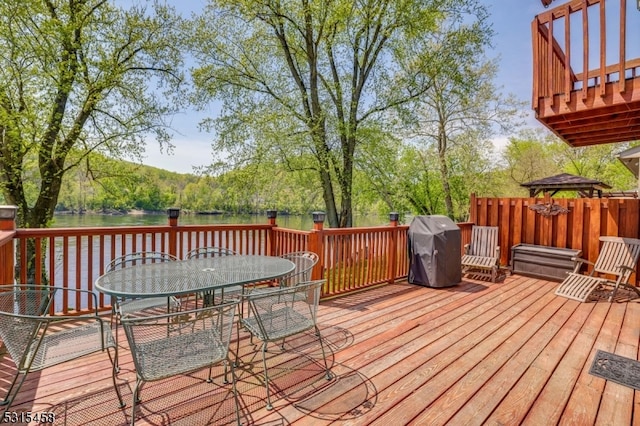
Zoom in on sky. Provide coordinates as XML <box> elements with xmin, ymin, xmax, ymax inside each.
<box><xmin>137</xmin><ymin>0</ymin><xmax>615</xmax><ymax>174</ymax></box>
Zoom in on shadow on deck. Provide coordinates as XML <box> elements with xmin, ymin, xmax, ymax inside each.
<box><xmin>2</xmin><ymin>274</ymin><xmax>640</xmax><ymax>425</ymax></box>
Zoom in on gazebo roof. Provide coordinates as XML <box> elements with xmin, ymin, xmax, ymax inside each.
<box><xmin>520</xmin><ymin>173</ymin><xmax>611</xmax><ymax>198</ymax></box>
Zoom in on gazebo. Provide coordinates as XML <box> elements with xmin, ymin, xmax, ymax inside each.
<box><xmin>520</xmin><ymin>173</ymin><xmax>611</xmax><ymax>198</ymax></box>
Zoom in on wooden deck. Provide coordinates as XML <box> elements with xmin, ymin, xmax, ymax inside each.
<box><xmin>2</xmin><ymin>274</ymin><xmax>640</xmax><ymax>425</ymax></box>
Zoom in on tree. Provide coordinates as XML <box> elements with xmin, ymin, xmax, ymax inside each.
<box><xmin>188</xmin><ymin>0</ymin><xmax>491</xmax><ymax>227</ymax></box>
<box><xmin>502</xmin><ymin>130</ymin><xmax>562</xmax><ymax>195</ymax></box>
<box><xmin>402</xmin><ymin>36</ymin><xmax>524</xmax><ymax>218</ymax></box>
<box><xmin>548</xmin><ymin>142</ymin><xmax>638</xmax><ymax>191</ymax></box>
<box><xmin>0</xmin><ymin>0</ymin><xmax>184</xmax><ymax>230</ymax></box>
<box><xmin>0</xmin><ymin>0</ymin><xmax>184</xmax><ymax>281</ymax></box>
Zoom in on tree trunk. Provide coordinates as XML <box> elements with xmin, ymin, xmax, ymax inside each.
<box><xmin>319</xmin><ymin>167</ymin><xmax>340</xmax><ymax>228</ymax></box>
<box><xmin>438</xmin><ymin>131</ymin><xmax>454</xmax><ymax>219</ymax></box>
<box><xmin>338</xmin><ymin>134</ymin><xmax>356</xmax><ymax>228</ymax></box>
<box><xmin>14</xmin><ymin>162</ymin><xmax>63</xmax><ymax>283</ymax></box>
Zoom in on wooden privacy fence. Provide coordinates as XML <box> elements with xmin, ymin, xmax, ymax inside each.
<box><xmin>470</xmin><ymin>194</ymin><xmax>640</xmax><ymax>285</ymax></box>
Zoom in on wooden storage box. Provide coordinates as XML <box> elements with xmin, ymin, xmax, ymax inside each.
<box><xmin>510</xmin><ymin>244</ymin><xmax>582</xmax><ymax>282</ymax></box>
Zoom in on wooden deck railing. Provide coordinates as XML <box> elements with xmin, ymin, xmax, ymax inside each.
<box><xmin>271</xmin><ymin>227</ymin><xmax>310</xmax><ymax>255</ymax></box>
<box><xmin>13</xmin><ymin>197</ymin><xmax>629</xmax><ymax>315</ymax></box>
<box><xmin>532</xmin><ymin>0</ymin><xmax>640</xmax><ymax>147</ymax></box>
<box><xmin>0</xmin><ymin>209</ymin><xmax>497</xmax><ymax>315</ymax></box>
<box><xmin>0</xmin><ymin>231</ymin><xmax>15</xmax><ymax>285</ymax></box>
<box><xmin>0</xmin><ymin>211</ymin><xmax>17</xmax><ymax>286</ymax></box>
<box><xmin>533</xmin><ymin>0</ymin><xmax>637</xmax><ymax>106</ymax></box>
<box><xmin>0</xmin><ymin>213</ymin><xmax>420</xmax><ymax>313</ymax></box>
<box><xmin>312</xmin><ymin>224</ymin><xmax>409</xmax><ymax>297</ymax></box>
<box><xmin>469</xmin><ymin>193</ymin><xmax>640</xmax><ymax>285</ymax></box>
<box><xmin>8</xmin><ymin>194</ymin><xmax>639</xmax><ymax>312</ymax></box>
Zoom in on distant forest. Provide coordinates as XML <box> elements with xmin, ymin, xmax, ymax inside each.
<box><xmin>51</xmin><ymin>151</ymin><xmax>330</xmax><ymax>216</ymax></box>
<box><xmin>40</xmin><ymin>134</ymin><xmax>640</xmax><ymax>221</ymax></box>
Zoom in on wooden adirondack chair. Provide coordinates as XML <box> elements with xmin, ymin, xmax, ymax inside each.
<box><xmin>555</xmin><ymin>236</ymin><xmax>640</xmax><ymax>302</ymax></box>
<box><xmin>461</xmin><ymin>226</ymin><xmax>500</xmax><ymax>283</ymax></box>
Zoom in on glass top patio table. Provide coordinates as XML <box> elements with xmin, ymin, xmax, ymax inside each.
<box><xmin>94</xmin><ymin>255</ymin><xmax>296</xmax><ymax>298</ymax></box>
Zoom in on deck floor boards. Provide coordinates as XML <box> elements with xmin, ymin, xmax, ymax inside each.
<box><xmin>1</xmin><ymin>274</ymin><xmax>639</xmax><ymax>425</ymax></box>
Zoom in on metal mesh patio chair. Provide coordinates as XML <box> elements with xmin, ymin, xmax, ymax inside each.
<box><xmin>243</xmin><ymin>251</ymin><xmax>319</xmax><ymax>343</ymax></box>
<box><xmin>121</xmin><ymin>301</ymin><xmax>240</xmax><ymax>425</ymax></box>
<box><xmin>106</xmin><ymin>251</ymin><xmax>179</xmax><ymax>369</ymax></box>
<box><xmin>0</xmin><ymin>285</ymin><xmax>124</xmax><ymax>415</ymax></box>
<box><xmin>278</xmin><ymin>251</ymin><xmax>319</xmax><ymax>287</ymax></box>
<box><xmin>185</xmin><ymin>247</ymin><xmax>239</xmax><ymax>305</ymax></box>
<box><xmin>237</xmin><ymin>280</ymin><xmax>331</xmax><ymax>410</ymax></box>
<box><xmin>244</xmin><ymin>251</ymin><xmax>318</xmax><ymax>297</ymax></box>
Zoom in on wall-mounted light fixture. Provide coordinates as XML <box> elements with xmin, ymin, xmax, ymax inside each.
<box><xmin>0</xmin><ymin>205</ymin><xmax>17</xmax><ymax>220</ymax></box>
<box><xmin>312</xmin><ymin>211</ymin><xmax>326</xmax><ymax>224</ymax></box>
<box><xmin>166</xmin><ymin>208</ymin><xmax>180</xmax><ymax>219</ymax></box>
<box><xmin>637</xmin><ymin>0</ymin><xmax>640</xmax><ymax>11</ymax></box>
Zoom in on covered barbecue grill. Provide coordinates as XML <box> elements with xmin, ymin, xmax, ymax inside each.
<box><xmin>408</xmin><ymin>215</ymin><xmax>461</xmax><ymax>288</ymax></box>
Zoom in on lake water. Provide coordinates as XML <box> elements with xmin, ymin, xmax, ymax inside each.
<box><xmin>50</xmin><ymin>212</ymin><xmax>391</xmax><ymax>230</ymax></box>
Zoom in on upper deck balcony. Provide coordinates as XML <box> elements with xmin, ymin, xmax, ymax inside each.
<box><xmin>532</xmin><ymin>0</ymin><xmax>640</xmax><ymax>147</ymax></box>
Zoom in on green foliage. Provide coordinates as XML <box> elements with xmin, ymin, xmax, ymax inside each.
<box><xmin>2</xmin><ymin>0</ymin><xmax>638</xmax><ymax>229</ymax></box>
<box><xmin>501</xmin><ymin>130</ymin><xmax>638</xmax><ymax>197</ymax></box>
<box><xmin>0</xmin><ymin>0</ymin><xmax>185</xmax><ymax>229</ymax></box>
<box><xmin>188</xmin><ymin>0</ymin><xmax>493</xmax><ymax>227</ymax></box>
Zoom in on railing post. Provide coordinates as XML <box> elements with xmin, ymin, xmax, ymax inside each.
<box><xmin>0</xmin><ymin>205</ymin><xmax>17</xmax><ymax>285</ymax></box>
<box><xmin>309</xmin><ymin>212</ymin><xmax>325</xmax><ymax>282</ymax></box>
<box><xmin>167</xmin><ymin>208</ymin><xmax>180</xmax><ymax>259</ymax></box>
<box><xmin>0</xmin><ymin>205</ymin><xmax>17</xmax><ymax>231</ymax></box>
<box><xmin>387</xmin><ymin>212</ymin><xmax>399</xmax><ymax>284</ymax></box>
<box><xmin>266</xmin><ymin>209</ymin><xmax>277</xmax><ymax>256</ymax></box>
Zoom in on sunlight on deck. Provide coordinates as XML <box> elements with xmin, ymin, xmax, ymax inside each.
<box><xmin>2</xmin><ymin>274</ymin><xmax>640</xmax><ymax>425</ymax></box>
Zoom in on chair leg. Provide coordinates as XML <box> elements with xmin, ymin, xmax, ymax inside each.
<box><xmin>261</xmin><ymin>342</ymin><xmax>273</xmax><ymax>410</ymax></box>
<box><xmin>207</xmin><ymin>364</ymin><xmax>214</xmax><ymax>383</ymax></box>
<box><xmin>229</xmin><ymin>360</ymin><xmax>242</xmax><ymax>426</ymax></box>
<box><xmin>0</xmin><ymin>371</ymin><xmax>27</xmax><ymax>415</ymax></box>
<box><xmin>130</xmin><ymin>377</ymin><xmax>143</xmax><ymax>426</ymax></box>
<box><xmin>107</xmin><ymin>346</ymin><xmax>125</xmax><ymax>408</ymax></box>
<box><xmin>111</xmin><ymin>306</ymin><xmax>121</xmax><ymax>373</ymax></box>
<box><xmin>234</xmin><ymin>320</ymin><xmax>242</xmax><ymax>368</ymax></box>
<box><xmin>315</xmin><ymin>325</ymin><xmax>333</xmax><ymax>381</ymax></box>
<box><xmin>223</xmin><ymin>359</ymin><xmax>230</xmax><ymax>385</ymax></box>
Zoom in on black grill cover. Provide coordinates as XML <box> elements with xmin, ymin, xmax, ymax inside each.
<box><xmin>408</xmin><ymin>215</ymin><xmax>461</xmax><ymax>288</ymax></box>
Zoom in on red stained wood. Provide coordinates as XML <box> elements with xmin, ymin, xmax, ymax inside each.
<box><xmin>532</xmin><ymin>0</ymin><xmax>640</xmax><ymax>147</ymax></box>
<box><xmin>3</xmin><ymin>276</ymin><xmax>639</xmax><ymax>425</ymax></box>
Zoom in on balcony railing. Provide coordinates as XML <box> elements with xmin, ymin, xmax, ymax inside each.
<box><xmin>0</xmin><ymin>212</ymin><xmax>422</xmax><ymax>314</ymax></box>
<box><xmin>532</xmin><ymin>0</ymin><xmax>640</xmax><ymax>147</ymax></box>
